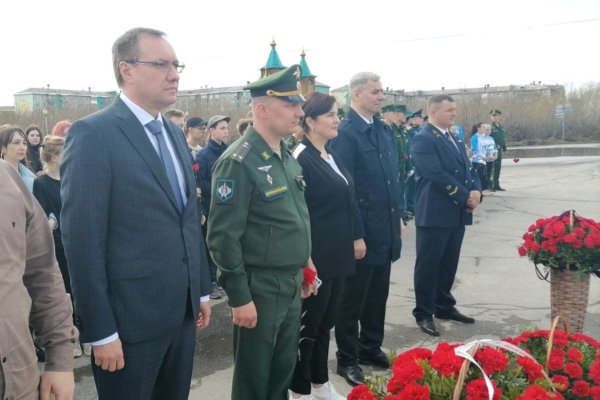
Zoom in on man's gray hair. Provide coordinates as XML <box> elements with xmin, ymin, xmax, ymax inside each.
<box><xmin>349</xmin><ymin>72</ymin><xmax>380</xmax><ymax>91</ymax></box>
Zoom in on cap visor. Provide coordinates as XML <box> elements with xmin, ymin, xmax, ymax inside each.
<box><xmin>280</xmin><ymin>94</ymin><xmax>306</xmax><ymax>103</ymax></box>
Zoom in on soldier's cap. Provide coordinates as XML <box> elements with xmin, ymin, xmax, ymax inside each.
<box><xmin>381</xmin><ymin>104</ymin><xmax>408</xmax><ymax>114</ymax></box>
<box><xmin>490</xmin><ymin>109</ymin><xmax>502</xmax><ymax>116</ymax></box>
<box><xmin>186</xmin><ymin>117</ymin><xmax>207</xmax><ymax>129</ymax></box>
<box><xmin>207</xmin><ymin>115</ymin><xmax>231</xmax><ymax>129</ymax></box>
<box><xmin>243</xmin><ymin>64</ymin><xmax>305</xmax><ymax>103</ymax></box>
<box><xmin>409</xmin><ymin>108</ymin><xmax>424</xmax><ymax>119</ymax></box>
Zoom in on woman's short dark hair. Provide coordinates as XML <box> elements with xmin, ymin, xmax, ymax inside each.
<box><xmin>300</xmin><ymin>92</ymin><xmax>337</xmax><ymax>133</ymax></box>
<box><xmin>0</xmin><ymin>125</ymin><xmax>26</xmax><ymax>150</ymax></box>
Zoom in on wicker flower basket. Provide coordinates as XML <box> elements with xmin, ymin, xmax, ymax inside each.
<box><xmin>550</xmin><ymin>269</ymin><xmax>590</xmax><ymax>333</ymax></box>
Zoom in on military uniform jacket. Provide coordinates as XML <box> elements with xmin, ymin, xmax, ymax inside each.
<box><xmin>328</xmin><ymin>108</ymin><xmax>402</xmax><ymax>265</ymax></box>
<box><xmin>389</xmin><ymin>123</ymin><xmax>408</xmax><ymax>182</ymax></box>
<box><xmin>207</xmin><ymin>126</ymin><xmax>311</xmax><ymax>307</ymax></box>
<box><xmin>490</xmin><ymin>123</ymin><xmax>507</xmax><ymax>152</ymax></box>
<box><xmin>412</xmin><ymin>123</ymin><xmax>481</xmax><ymax>228</ymax></box>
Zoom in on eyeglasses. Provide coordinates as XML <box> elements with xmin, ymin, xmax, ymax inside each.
<box><xmin>124</xmin><ymin>59</ymin><xmax>185</xmax><ymax>73</ymax></box>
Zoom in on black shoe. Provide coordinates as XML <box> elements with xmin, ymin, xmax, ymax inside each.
<box><xmin>359</xmin><ymin>351</ymin><xmax>390</xmax><ymax>369</ymax></box>
<box><xmin>336</xmin><ymin>364</ymin><xmax>365</xmax><ymax>386</ymax></box>
<box><xmin>435</xmin><ymin>310</ymin><xmax>475</xmax><ymax>324</ymax></box>
<box><xmin>416</xmin><ymin>319</ymin><xmax>440</xmax><ymax>337</ymax></box>
<box><xmin>496</xmin><ymin>187</ymin><xmax>506</xmax><ymax>191</ymax></box>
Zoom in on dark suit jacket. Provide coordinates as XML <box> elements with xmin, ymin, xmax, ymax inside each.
<box><xmin>328</xmin><ymin>107</ymin><xmax>402</xmax><ymax>265</ymax></box>
<box><xmin>60</xmin><ymin>97</ymin><xmax>211</xmax><ymax>344</ymax></box>
<box><xmin>411</xmin><ymin>123</ymin><xmax>481</xmax><ymax>228</ymax></box>
<box><xmin>293</xmin><ymin>139</ymin><xmax>355</xmax><ymax>280</ymax></box>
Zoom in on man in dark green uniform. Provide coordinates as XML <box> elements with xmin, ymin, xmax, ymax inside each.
<box><xmin>207</xmin><ymin>65</ymin><xmax>316</xmax><ymax>400</ymax></box>
<box><xmin>403</xmin><ymin>108</ymin><xmax>423</xmax><ymax>218</ymax></box>
<box><xmin>382</xmin><ymin>104</ymin><xmax>410</xmax><ymax>220</ymax></box>
<box><xmin>489</xmin><ymin>109</ymin><xmax>507</xmax><ymax>191</ymax></box>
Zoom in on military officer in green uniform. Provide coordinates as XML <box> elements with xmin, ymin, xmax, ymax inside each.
<box><xmin>403</xmin><ymin>108</ymin><xmax>423</xmax><ymax>218</ymax></box>
<box><xmin>489</xmin><ymin>109</ymin><xmax>507</xmax><ymax>191</ymax></box>
<box><xmin>382</xmin><ymin>104</ymin><xmax>410</xmax><ymax>220</ymax></box>
<box><xmin>207</xmin><ymin>65</ymin><xmax>317</xmax><ymax>400</ymax></box>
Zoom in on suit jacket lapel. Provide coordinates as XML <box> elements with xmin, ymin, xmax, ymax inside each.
<box><xmin>431</xmin><ymin>125</ymin><xmax>464</xmax><ymax>163</ymax></box>
<box><xmin>112</xmin><ymin>98</ymin><xmax>181</xmax><ymax>212</ymax></box>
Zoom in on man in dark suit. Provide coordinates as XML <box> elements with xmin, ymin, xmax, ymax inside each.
<box><xmin>60</xmin><ymin>27</ymin><xmax>212</xmax><ymax>400</ymax></box>
<box><xmin>411</xmin><ymin>94</ymin><xmax>482</xmax><ymax>337</ymax></box>
<box><xmin>329</xmin><ymin>72</ymin><xmax>403</xmax><ymax>386</ymax></box>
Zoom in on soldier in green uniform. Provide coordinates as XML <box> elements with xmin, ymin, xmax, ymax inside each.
<box><xmin>382</xmin><ymin>104</ymin><xmax>410</xmax><ymax>220</ymax></box>
<box><xmin>489</xmin><ymin>109</ymin><xmax>507</xmax><ymax>191</ymax></box>
<box><xmin>207</xmin><ymin>65</ymin><xmax>317</xmax><ymax>400</ymax></box>
<box><xmin>403</xmin><ymin>108</ymin><xmax>423</xmax><ymax>218</ymax></box>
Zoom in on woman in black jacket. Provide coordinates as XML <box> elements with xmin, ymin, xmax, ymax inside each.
<box><xmin>289</xmin><ymin>92</ymin><xmax>354</xmax><ymax>400</ymax></box>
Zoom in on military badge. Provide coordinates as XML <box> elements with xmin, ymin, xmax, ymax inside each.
<box><xmin>262</xmin><ymin>185</ymin><xmax>288</xmax><ymax>201</ymax></box>
<box><xmin>257</xmin><ymin>165</ymin><xmax>272</xmax><ymax>173</ymax></box>
<box><xmin>295</xmin><ymin>175</ymin><xmax>307</xmax><ymax>190</ymax></box>
<box><xmin>261</xmin><ymin>151</ymin><xmax>271</xmax><ymax>160</ymax></box>
<box><xmin>215</xmin><ymin>179</ymin><xmax>235</xmax><ymax>203</ymax></box>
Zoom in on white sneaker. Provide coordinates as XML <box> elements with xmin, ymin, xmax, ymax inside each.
<box><xmin>73</xmin><ymin>342</ymin><xmax>83</xmax><ymax>358</ymax></box>
<box><xmin>288</xmin><ymin>390</ymin><xmax>315</xmax><ymax>400</ymax></box>
<box><xmin>312</xmin><ymin>382</ymin><xmax>346</xmax><ymax>400</ymax></box>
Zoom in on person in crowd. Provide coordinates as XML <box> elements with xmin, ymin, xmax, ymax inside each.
<box><xmin>288</xmin><ymin>92</ymin><xmax>354</xmax><ymax>400</ymax></box>
<box><xmin>185</xmin><ymin>117</ymin><xmax>207</xmax><ymax>159</ymax></box>
<box><xmin>25</xmin><ymin>124</ymin><xmax>44</xmax><ymax>173</ymax></box>
<box><xmin>196</xmin><ymin>114</ymin><xmax>231</xmax><ymax>300</ymax></box>
<box><xmin>489</xmin><ymin>109</ymin><xmax>507</xmax><ymax>191</ymax></box>
<box><xmin>236</xmin><ymin>117</ymin><xmax>253</xmax><ymax>136</ymax></box>
<box><xmin>451</xmin><ymin>123</ymin><xmax>465</xmax><ymax>141</ymax></box>
<box><xmin>60</xmin><ymin>27</ymin><xmax>212</xmax><ymax>400</ymax></box>
<box><xmin>329</xmin><ymin>72</ymin><xmax>403</xmax><ymax>386</ymax></box>
<box><xmin>381</xmin><ymin>104</ymin><xmax>410</xmax><ymax>222</ymax></box>
<box><xmin>0</xmin><ymin>125</ymin><xmax>36</xmax><ymax>191</ymax></box>
<box><xmin>404</xmin><ymin>109</ymin><xmax>423</xmax><ymax>219</ymax></box>
<box><xmin>51</xmin><ymin>120</ymin><xmax>71</xmax><ymax>137</ymax></box>
<box><xmin>469</xmin><ymin>123</ymin><xmax>489</xmax><ymax>194</ymax></box>
<box><xmin>411</xmin><ymin>95</ymin><xmax>482</xmax><ymax>337</ymax></box>
<box><xmin>0</xmin><ymin>158</ymin><xmax>77</xmax><ymax>400</ymax></box>
<box><xmin>164</xmin><ymin>108</ymin><xmax>186</xmax><ymax>131</ymax></box>
<box><xmin>207</xmin><ymin>65</ymin><xmax>317</xmax><ymax>400</ymax></box>
<box><xmin>483</xmin><ymin>124</ymin><xmax>498</xmax><ymax>192</ymax></box>
<box><xmin>33</xmin><ymin>135</ymin><xmax>92</xmax><ymax>359</ymax></box>
<box><xmin>286</xmin><ymin>123</ymin><xmax>305</xmax><ymax>150</ymax></box>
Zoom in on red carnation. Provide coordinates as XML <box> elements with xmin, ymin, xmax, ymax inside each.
<box><xmin>517</xmin><ymin>356</ymin><xmax>544</xmax><ymax>381</ymax></box>
<box><xmin>388</xmin><ymin>360</ymin><xmax>424</xmax><ymax>393</ymax></box>
<box><xmin>475</xmin><ymin>347</ymin><xmax>509</xmax><ymax>375</ymax></box>
<box><xmin>564</xmin><ymin>362</ymin><xmax>584</xmax><ymax>379</ymax></box>
<box><xmin>551</xmin><ymin>375</ymin><xmax>569</xmax><ymax>392</ymax></box>
<box><xmin>192</xmin><ymin>163</ymin><xmax>200</xmax><ymax>171</ymax></box>
<box><xmin>567</xmin><ymin>348</ymin><xmax>584</xmax><ymax>363</ymax></box>
<box><xmin>302</xmin><ymin>267</ymin><xmax>317</xmax><ymax>286</ymax></box>
<box><xmin>518</xmin><ymin>246</ymin><xmax>527</xmax><ymax>256</ymax></box>
<box><xmin>547</xmin><ymin>349</ymin><xmax>565</xmax><ymax>371</ymax></box>
<box><xmin>590</xmin><ymin>357</ymin><xmax>600</xmax><ymax>385</ymax></box>
<box><xmin>465</xmin><ymin>377</ymin><xmax>501</xmax><ymax>400</ymax></box>
<box><xmin>515</xmin><ymin>384</ymin><xmax>557</xmax><ymax>399</ymax></box>
<box><xmin>429</xmin><ymin>343</ymin><xmax>463</xmax><ymax>377</ymax></box>
<box><xmin>589</xmin><ymin>386</ymin><xmax>600</xmax><ymax>400</ymax></box>
<box><xmin>572</xmin><ymin>380</ymin><xmax>590</xmax><ymax>397</ymax></box>
<box><xmin>395</xmin><ymin>383</ymin><xmax>430</xmax><ymax>400</ymax></box>
<box><xmin>347</xmin><ymin>384</ymin><xmax>376</xmax><ymax>400</ymax></box>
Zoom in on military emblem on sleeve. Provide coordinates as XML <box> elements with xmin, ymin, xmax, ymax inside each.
<box><xmin>216</xmin><ymin>179</ymin><xmax>235</xmax><ymax>203</ymax></box>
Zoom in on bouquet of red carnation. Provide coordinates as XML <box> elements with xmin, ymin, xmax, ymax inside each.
<box><xmin>518</xmin><ymin>210</ymin><xmax>600</xmax><ymax>277</ymax></box>
<box><xmin>347</xmin><ymin>328</ymin><xmax>600</xmax><ymax>400</ymax></box>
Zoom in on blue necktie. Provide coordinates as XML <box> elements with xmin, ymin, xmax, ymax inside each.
<box><xmin>146</xmin><ymin>119</ymin><xmax>184</xmax><ymax>213</ymax></box>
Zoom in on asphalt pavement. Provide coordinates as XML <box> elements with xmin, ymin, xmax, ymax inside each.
<box><xmin>71</xmin><ymin>156</ymin><xmax>600</xmax><ymax>399</ymax></box>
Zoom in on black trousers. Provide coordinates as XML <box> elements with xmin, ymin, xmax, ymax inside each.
<box><xmin>335</xmin><ymin>263</ymin><xmax>391</xmax><ymax>367</ymax></box>
<box><xmin>486</xmin><ymin>161</ymin><xmax>495</xmax><ymax>190</ymax></box>
<box><xmin>492</xmin><ymin>150</ymin><xmax>503</xmax><ymax>189</ymax></box>
<box><xmin>472</xmin><ymin>162</ymin><xmax>487</xmax><ymax>191</ymax></box>
<box><xmin>413</xmin><ymin>227</ymin><xmax>465</xmax><ymax>320</ymax></box>
<box><xmin>289</xmin><ymin>277</ymin><xmax>344</xmax><ymax>394</ymax></box>
<box><xmin>91</xmin><ymin>301</ymin><xmax>196</xmax><ymax>400</ymax></box>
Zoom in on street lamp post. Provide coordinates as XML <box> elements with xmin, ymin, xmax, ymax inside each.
<box><xmin>42</xmin><ymin>108</ymin><xmax>48</xmax><ymax>135</ymax></box>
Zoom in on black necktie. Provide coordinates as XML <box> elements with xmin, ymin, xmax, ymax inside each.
<box><xmin>444</xmin><ymin>131</ymin><xmax>459</xmax><ymax>152</ymax></box>
<box><xmin>146</xmin><ymin>119</ymin><xmax>185</xmax><ymax>213</ymax></box>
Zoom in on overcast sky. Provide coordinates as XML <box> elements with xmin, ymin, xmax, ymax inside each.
<box><xmin>1</xmin><ymin>0</ymin><xmax>598</xmax><ymax>106</ymax></box>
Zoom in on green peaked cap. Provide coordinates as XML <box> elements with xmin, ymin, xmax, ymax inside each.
<box><xmin>243</xmin><ymin>64</ymin><xmax>305</xmax><ymax>103</ymax></box>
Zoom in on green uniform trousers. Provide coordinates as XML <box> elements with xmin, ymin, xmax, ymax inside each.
<box><xmin>231</xmin><ymin>267</ymin><xmax>302</xmax><ymax>400</ymax></box>
<box><xmin>492</xmin><ymin>150</ymin><xmax>503</xmax><ymax>189</ymax></box>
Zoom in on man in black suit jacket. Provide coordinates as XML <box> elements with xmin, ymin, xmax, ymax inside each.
<box><xmin>411</xmin><ymin>94</ymin><xmax>482</xmax><ymax>337</ymax></box>
<box><xmin>61</xmin><ymin>27</ymin><xmax>211</xmax><ymax>400</ymax></box>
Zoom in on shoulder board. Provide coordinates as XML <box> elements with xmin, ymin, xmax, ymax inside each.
<box><xmin>230</xmin><ymin>141</ymin><xmax>252</xmax><ymax>163</ymax></box>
